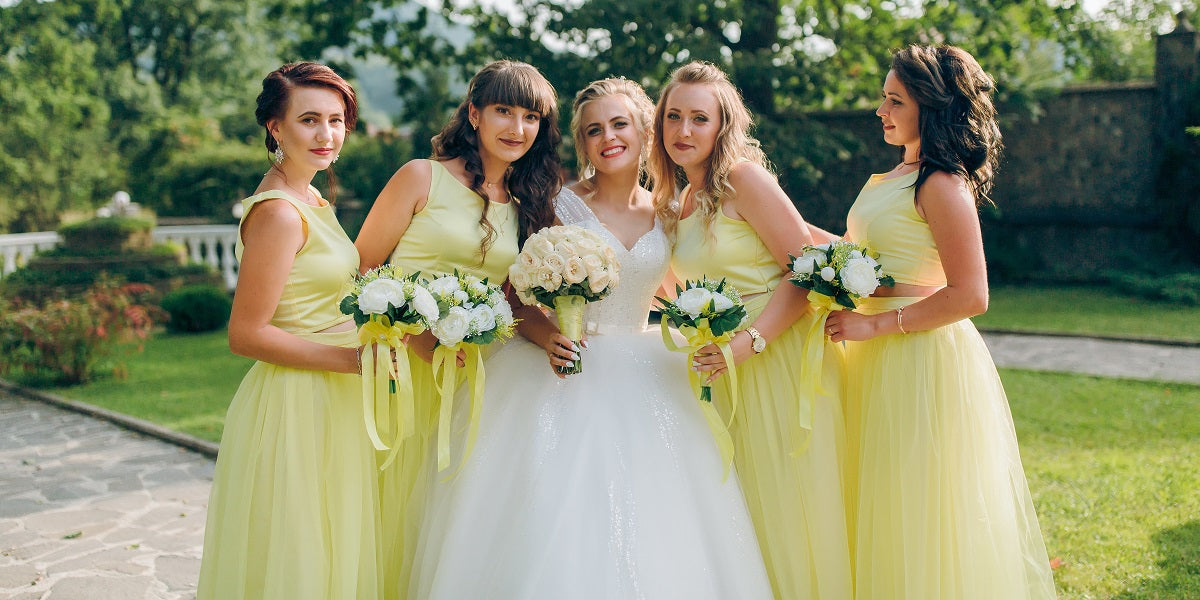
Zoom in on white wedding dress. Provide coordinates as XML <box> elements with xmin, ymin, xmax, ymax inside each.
<box><xmin>408</xmin><ymin>189</ymin><xmax>772</xmax><ymax>599</ymax></box>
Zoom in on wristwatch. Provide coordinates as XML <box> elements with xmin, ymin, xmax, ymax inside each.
<box><xmin>746</xmin><ymin>327</ymin><xmax>766</xmax><ymax>354</ymax></box>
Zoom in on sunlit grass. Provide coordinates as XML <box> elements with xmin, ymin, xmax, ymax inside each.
<box><xmin>978</xmin><ymin>285</ymin><xmax>1200</xmax><ymax>343</ymax></box>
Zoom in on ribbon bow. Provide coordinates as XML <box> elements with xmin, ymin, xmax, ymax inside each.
<box><xmin>358</xmin><ymin>319</ymin><xmax>426</xmax><ymax>471</ymax></box>
<box><xmin>432</xmin><ymin>343</ymin><xmax>486</xmax><ymax>474</ymax></box>
<box><xmin>660</xmin><ymin>318</ymin><xmax>739</xmax><ymax>478</ymax></box>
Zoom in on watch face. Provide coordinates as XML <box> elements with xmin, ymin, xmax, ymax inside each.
<box><xmin>752</xmin><ymin>336</ymin><xmax>766</xmax><ymax>353</ymax></box>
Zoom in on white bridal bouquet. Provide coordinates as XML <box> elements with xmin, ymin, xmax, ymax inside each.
<box><xmin>788</xmin><ymin>240</ymin><xmax>894</xmax><ymax>310</ymax></box>
<box><xmin>508</xmin><ymin>224</ymin><xmax>620</xmax><ymax>374</ymax></box>
<box><xmin>339</xmin><ymin>265</ymin><xmax>439</xmax><ymax>468</ymax></box>
<box><xmin>424</xmin><ymin>271</ymin><xmax>515</xmax><ymax>471</ymax></box>
<box><xmin>655</xmin><ymin>277</ymin><xmax>748</xmax><ymax>471</ymax></box>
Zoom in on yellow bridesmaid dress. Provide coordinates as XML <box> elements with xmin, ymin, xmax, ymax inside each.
<box><xmin>844</xmin><ymin>171</ymin><xmax>1057</xmax><ymax>599</ymax></box>
<box><xmin>672</xmin><ymin>199</ymin><xmax>853</xmax><ymax>600</ymax></box>
<box><xmin>198</xmin><ymin>190</ymin><xmax>382</xmax><ymax>599</ymax></box>
<box><xmin>379</xmin><ymin>160</ymin><xmax>518</xmax><ymax>599</ymax></box>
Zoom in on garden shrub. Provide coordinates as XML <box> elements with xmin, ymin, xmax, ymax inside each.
<box><xmin>161</xmin><ymin>284</ymin><xmax>232</xmax><ymax>332</ymax></box>
<box><xmin>0</xmin><ymin>279</ymin><xmax>161</xmax><ymax>385</ymax></box>
<box><xmin>58</xmin><ymin>216</ymin><xmax>155</xmax><ymax>253</ymax></box>
<box><xmin>1107</xmin><ymin>271</ymin><xmax>1200</xmax><ymax>306</ymax></box>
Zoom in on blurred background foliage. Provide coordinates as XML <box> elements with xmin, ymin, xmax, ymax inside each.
<box><xmin>0</xmin><ymin>0</ymin><xmax>1194</xmax><ymax>232</ymax></box>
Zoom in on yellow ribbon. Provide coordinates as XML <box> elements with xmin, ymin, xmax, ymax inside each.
<box><xmin>793</xmin><ymin>289</ymin><xmax>848</xmax><ymax>456</ymax></box>
<box><xmin>358</xmin><ymin>319</ymin><xmax>425</xmax><ymax>471</ymax></box>
<box><xmin>660</xmin><ymin>318</ymin><xmax>739</xmax><ymax>478</ymax></box>
<box><xmin>432</xmin><ymin>343</ymin><xmax>486</xmax><ymax>474</ymax></box>
<box><xmin>553</xmin><ymin>295</ymin><xmax>586</xmax><ymax>374</ymax></box>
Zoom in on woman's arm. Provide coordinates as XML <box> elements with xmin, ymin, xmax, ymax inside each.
<box><xmin>355</xmin><ymin>159</ymin><xmax>432</xmax><ymax>272</ymax></box>
<box><xmin>227</xmin><ymin>199</ymin><xmax>359</xmax><ymax>373</ymax></box>
<box><xmin>825</xmin><ymin>171</ymin><xmax>988</xmax><ymax>342</ymax></box>
<box><xmin>807</xmin><ymin>222</ymin><xmax>842</xmax><ymax>244</ymax></box>
<box><xmin>693</xmin><ymin>162</ymin><xmax>813</xmax><ymax>380</ymax></box>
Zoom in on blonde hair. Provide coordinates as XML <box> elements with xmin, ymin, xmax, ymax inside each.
<box><xmin>648</xmin><ymin>61</ymin><xmax>770</xmax><ymax>240</ymax></box>
<box><xmin>570</xmin><ymin>77</ymin><xmax>655</xmax><ymax>192</ymax></box>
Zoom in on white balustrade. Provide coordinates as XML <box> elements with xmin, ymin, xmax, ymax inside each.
<box><xmin>0</xmin><ymin>224</ymin><xmax>240</xmax><ymax>290</ymax></box>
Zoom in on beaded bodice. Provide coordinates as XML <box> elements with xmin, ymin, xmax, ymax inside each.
<box><xmin>554</xmin><ymin>188</ymin><xmax>668</xmax><ymax>333</ymax></box>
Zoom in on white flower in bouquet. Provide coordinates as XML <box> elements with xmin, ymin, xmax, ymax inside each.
<box><xmin>588</xmin><ymin>269</ymin><xmax>612</xmax><ymax>295</ymax></box>
<box><xmin>820</xmin><ymin>266</ymin><xmax>836</xmax><ymax>281</ymax></box>
<box><xmin>469</xmin><ymin>304</ymin><xmax>497</xmax><ymax>334</ymax></box>
<box><xmin>711</xmin><ymin>292</ymin><xmax>735</xmax><ymax>312</ymax></box>
<box><xmin>792</xmin><ymin>254</ymin><xmax>817</xmax><ymax>276</ymax></box>
<box><xmin>427</xmin><ymin>275</ymin><xmax>461</xmax><ymax>297</ymax></box>
<box><xmin>675</xmin><ymin>286</ymin><xmax>715</xmax><ymax>319</ymax></box>
<box><xmin>452</xmin><ymin>289</ymin><xmax>470</xmax><ymax>303</ymax></box>
<box><xmin>432</xmin><ymin>305</ymin><xmax>472</xmax><ymax>346</ymax></box>
<box><xmin>410</xmin><ymin>286</ymin><xmax>439</xmax><ymax>324</ymax></box>
<box><xmin>357</xmin><ymin>278</ymin><xmax>409</xmax><ymax>315</ymax></box>
<box><xmin>563</xmin><ymin>256</ymin><xmax>587</xmax><ymax>284</ymax></box>
<box><xmin>543</xmin><ymin>252</ymin><xmax>567</xmax><ymax>273</ymax></box>
<box><xmin>424</xmin><ymin>271</ymin><xmax>516</xmax><ymax>347</ymax></box>
<box><xmin>840</xmin><ymin>257</ymin><xmax>882</xmax><ymax>297</ymax></box>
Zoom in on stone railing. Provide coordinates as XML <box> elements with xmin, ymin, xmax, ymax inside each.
<box><xmin>0</xmin><ymin>224</ymin><xmax>240</xmax><ymax>290</ymax></box>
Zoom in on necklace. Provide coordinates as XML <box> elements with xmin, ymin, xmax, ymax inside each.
<box><xmin>483</xmin><ymin>180</ymin><xmax>503</xmax><ymax>189</ymax></box>
<box><xmin>901</xmin><ymin>159</ymin><xmax>921</xmax><ymax>166</ymax></box>
<box><xmin>267</xmin><ymin>171</ymin><xmax>317</xmax><ymax>206</ymax></box>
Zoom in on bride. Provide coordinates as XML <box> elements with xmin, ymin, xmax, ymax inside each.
<box><xmin>408</xmin><ymin>77</ymin><xmax>772</xmax><ymax>599</ymax></box>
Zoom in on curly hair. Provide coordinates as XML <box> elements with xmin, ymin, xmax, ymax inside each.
<box><xmin>570</xmin><ymin>77</ymin><xmax>656</xmax><ymax>192</ymax></box>
<box><xmin>648</xmin><ymin>61</ymin><xmax>770</xmax><ymax>240</ymax></box>
<box><xmin>431</xmin><ymin>60</ymin><xmax>562</xmax><ymax>257</ymax></box>
<box><xmin>256</xmin><ymin>61</ymin><xmax>358</xmax><ymax>203</ymax></box>
<box><xmin>890</xmin><ymin>44</ymin><xmax>1003</xmax><ymax>206</ymax></box>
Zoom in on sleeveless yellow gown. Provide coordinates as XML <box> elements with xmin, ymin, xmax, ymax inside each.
<box><xmin>379</xmin><ymin>160</ymin><xmax>518</xmax><ymax>599</ymax></box>
<box><xmin>198</xmin><ymin>190</ymin><xmax>382</xmax><ymax>599</ymax></box>
<box><xmin>672</xmin><ymin>201</ymin><xmax>853</xmax><ymax>600</ymax></box>
<box><xmin>844</xmin><ymin>171</ymin><xmax>1056</xmax><ymax>599</ymax></box>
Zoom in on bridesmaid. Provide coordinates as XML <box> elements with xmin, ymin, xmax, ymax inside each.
<box><xmin>650</xmin><ymin>61</ymin><xmax>852</xmax><ymax>599</ymax></box>
<box><xmin>821</xmin><ymin>44</ymin><xmax>1057</xmax><ymax>599</ymax></box>
<box><xmin>354</xmin><ymin>59</ymin><xmax>561</xmax><ymax>599</ymax></box>
<box><xmin>198</xmin><ymin>62</ymin><xmax>381</xmax><ymax>599</ymax></box>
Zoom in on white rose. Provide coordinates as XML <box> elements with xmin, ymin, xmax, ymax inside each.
<box><xmin>581</xmin><ymin>254</ymin><xmax>605</xmax><ymax>278</ymax></box>
<box><xmin>675</xmin><ymin>287</ymin><xmax>714</xmax><ymax>318</ymax></box>
<box><xmin>452</xmin><ymin>289</ymin><xmax>470</xmax><ymax>304</ymax></box>
<box><xmin>711</xmin><ymin>292</ymin><xmax>734</xmax><ymax>312</ymax></box>
<box><xmin>543</xmin><ymin>252</ymin><xmax>567</xmax><ymax>273</ymax></box>
<box><xmin>849</xmin><ymin>249</ymin><xmax>863</xmax><ymax>259</ymax></box>
<box><xmin>840</xmin><ymin>258</ymin><xmax>881</xmax><ymax>297</ymax></box>
<box><xmin>529</xmin><ymin>236</ymin><xmax>555</xmax><ymax>258</ymax></box>
<box><xmin>469</xmin><ymin>280</ymin><xmax>488</xmax><ymax>295</ymax></box>
<box><xmin>534</xmin><ymin>266</ymin><xmax>563</xmax><ymax>291</ymax></box>
<box><xmin>357</xmin><ymin>278</ymin><xmax>407</xmax><ymax>314</ymax></box>
<box><xmin>602</xmin><ymin>246</ymin><xmax>617</xmax><ymax>265</ymax></box>
<box><xmin>519</xmin><ymin>251</ymin><xmax>542</xmax><ymax>269</ymax></box>
<box><xmin>574</xmin><ymin>235</ymin><xmax>598</xmax><ymax>252</ymax></box>
<box><xmin>820</xmin><ymin>266</ymin><xmax>836</xmax><ymax>282</ymax></box>
<box><xmin>469</xmin><ymin>304</ymin><xmax>497</xmax><ymax>333</ymax></box>
<box><xmin>588</xmin><ymin>269</ymin><xmax>611</xmax><ymax>294</ymax></box>
<box><xmin>792</xmin><ymin>255</ymin><xmax>817</xmax><ymax>276</ymax></box>
<box><xmin>493</xmin><ymin>296</ymin><xmax>515</xmax><ymax>326</ymax></box>
<box><xmin>554</xmin><ymin>240</ymin><xmax>580</xmax><ymax>257</ymax></box>
<box><xmin>427</xmin><ymin>275</ymin><xmax>460</xmax><ymax>297</ymax></box>
<box><xmin>563</xmin><ymin>256</ymin><xmax>587</xmax><ymax>284</ymax></box>
<box><xmin>409</xmin><ymin>285</ymin><xmax>440</xmax><ymax>324</ymax></box>
<box><xmin>431</xmin><ymin>305</ymin><xmax>472</xmax><ymax>346</ymax></box>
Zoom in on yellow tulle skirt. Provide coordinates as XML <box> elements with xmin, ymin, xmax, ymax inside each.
<box><xmin>710</xmin><ymin>296</ymin><xmax>853</xmax><ymax>600</ymax></box>
<box><xmin>844</xmin><ymin>297</ymin><xmax>1056</xmax><ymax>599</ymax></box>
<box><xmin>198</xmin><ymin>328</ymin><xmax>382</xmax><ymax>600</ymax></box>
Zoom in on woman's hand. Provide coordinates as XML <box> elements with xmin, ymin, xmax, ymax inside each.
<box><xmin>543</xmin><ymin>332</ymin><xmax>583</xmax><ymax>379</ymax></box>
<box><xmin>824</xmin><ymin>310</ymin><xmax>888</xmax><ymax>343</ymax></box>
<box><xmin>408</xmin><ymin>330</ymin><xmax>466</xmax><ymax>367</ymax></box>
<box><xmin>691</xmin><ymin>330</ymin><xmax>754</xmax><ymax>384</ymax></box>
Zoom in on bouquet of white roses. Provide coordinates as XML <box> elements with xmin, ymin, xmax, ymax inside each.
<box><xmin>339</xmin><ymin>265</ymin><xmax>439</xmax><ymax>468</ymax></box>
<box><xmin>508</xmin><ymin>224</ymin><xmax>620</xmax><ymax>374</ymax></box>
<box><xmin>788</xmin><ymin>240</ymin><xmax>894</xmax><ymax>310</ymax></box>
<box><xmin>655</xmin><ymin>278</ymin><xmax>747</xmax><ymax>472</ymax></box>
<box><xmin>424</xmin><ymin>271</ymin><xmax>516</xmax><ymax>471</ymax></box>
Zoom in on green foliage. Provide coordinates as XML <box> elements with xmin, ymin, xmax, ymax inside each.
<box><xmin>319</xmin><ymin>131</ymin><xmax>416</xmax><ymax>237</ymax></box>
<box><xmin>975</xmin><ymin>285</ymin><xmax>1200</xmax><ymax>343</ymax></box>
<box><xmin>161</xmin><ymin>284</ymin><xmax>233</xmax><ymax>333</ymax></box>
<box><xmin>1106</xmin><ymin>271</ymin><xmax>1200</xmax><ymax>306</ymax></box>
<box><xmin>145</xmin><ymin>142</ymin><xmax>265</xmax><ymax>220</ymax></box>
<box><xmin>0</xmin><ymin>279</ymin><xmax>160</xmax><ymax>385</ymax></box>
<box><xmin>58</xmin><ymin>216</ymin><xmax>156</xmax><ymax>252</ymax></box>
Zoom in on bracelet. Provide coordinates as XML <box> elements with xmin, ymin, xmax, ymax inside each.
<box><xmin>896</xmin><ymin>307</ymin><xmax>908</xmax><ymax>334</ymax></box>
<box><xmin>354</xmin><ymin>346</ymin><xmax>362</xmax><ymax>374</ymax></box>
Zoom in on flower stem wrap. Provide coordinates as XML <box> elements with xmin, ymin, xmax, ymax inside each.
<box><xmin>659</xmin><ymin>318</ymin><xmax>738</xmax><ymax>478</ymax></box>
<box><xmin>358</xmin><ymin>319</ymin><xmax>424</xmax><ymax>471</ymax></box>
<box><xmin>553</xmin><ymin>294</ymin><xmax>586</xmax><ymax>375</ymax></box>
<box><xmin>432</xmin><ymin>343</ymin><xmax>486</xmax><ymax>473</ymax></box>
<box><xmin>795</xmin><ymin>289</ymin><xmax>847</xmax><ymax>455</ymax></box>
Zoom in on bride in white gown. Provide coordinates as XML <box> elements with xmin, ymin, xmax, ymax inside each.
<box><xmin>409</xmin><ymin>78</ymin><xmax>772</xmax><ymax>600</ymax></box>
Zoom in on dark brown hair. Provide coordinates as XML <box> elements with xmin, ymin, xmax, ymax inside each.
<box><xmin>891</xmin><ymin>45</ymin><xmax>1003</xmax><ymax>206</ymax></box>
<box><xmin>256</xmin><ymin>61</ymin><xmax>358</xmax><ymax>202</ymax></box>
<box><xmin>431</xmin><ymin>60</ymin><xmax>561</xmax><ymax>256</ymax></box>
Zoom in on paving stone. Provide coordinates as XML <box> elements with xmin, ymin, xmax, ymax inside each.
<box><xmin>21</xmin><ymin>509</ymin><xmax>121</xmax><ymax>536</ymax></box>
<box><xmin>46</xmin><ymin>575</ymin><xmax>156</xmax><ymax>599</ymax></box>
<box><xmin>0</xmin><ymin>562</ymin><xmax>40</xmax><ymax>587</ymax></box>
<box><xmin>155</xmin><ymin>555</ymin><xmax>201</xmax><ymax>592</ymax></box>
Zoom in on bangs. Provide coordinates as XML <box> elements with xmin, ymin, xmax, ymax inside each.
<box><xmin>475</xmin><ymin>66</ymin><xmax>557</xmax><ymax>118</ymax></box>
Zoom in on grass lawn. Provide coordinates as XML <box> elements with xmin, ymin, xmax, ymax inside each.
<box><xmin>1004</xmin><ymin>369</ymin><xmax>1200</xmax><ymax>599</ymax></box>
<box><xmin>979</xmin><ymin>285</ymin><xmax>1200</xmax><ymax>343</ymax></box>
<box><xmin>49</xmin><ymin>329</ymin><xmax>252</xmax><ymax>442</ymax></box>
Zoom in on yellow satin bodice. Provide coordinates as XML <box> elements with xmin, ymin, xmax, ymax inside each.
<box><xmin>671</xmin><ymin>203</ymin><xmax>784</xmax><ymax>301</ymax></box>
<box><xmin>387</xmin><ymin>160</ymin><xmax>519</xmax><ymax>283</ymax></box>
<box><xmin>845</xmin><ymin>171</ymin><xmax>947</xmax><ymax>287</ymax></box>
<box><xmin>235</xmin><ymin>190</ymin><xmax>359</xmax><ymax>333</ymax></box>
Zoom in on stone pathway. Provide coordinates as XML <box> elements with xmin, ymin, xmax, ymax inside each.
<box><xmin>0</xmin><ymin>394</ymin><xmax>210</xmax><ymax>600</ymax></box>
<box><xmin>0</xmin><ymin>332</ymin><xmax>1197</xmax><ymax>598</ymax></box>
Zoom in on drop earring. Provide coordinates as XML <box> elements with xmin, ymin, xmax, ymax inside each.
<box><xmin>273</xmin><ymin>145</ymin><xmax>284</xmax><ymax>164</ymax></box>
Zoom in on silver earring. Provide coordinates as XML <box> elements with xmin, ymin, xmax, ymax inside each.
<box><xmin>332</xmin><ymin>154</ymin><xmax>339</xmax><ymax>164</ymax></box>
<box><xmin>471</xmin><ymin>121</ymin><xmax>478</xmax><ymax>130</ymax></box>
<box><xmin>273</xmin><ymin>145</ymin><xmax>284</xmax><ymax>164</ymax></box>
<box><xmin>582</xmin><ymin>163</ymin><xmax>596</xmax><ymax>179</ymax></box>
